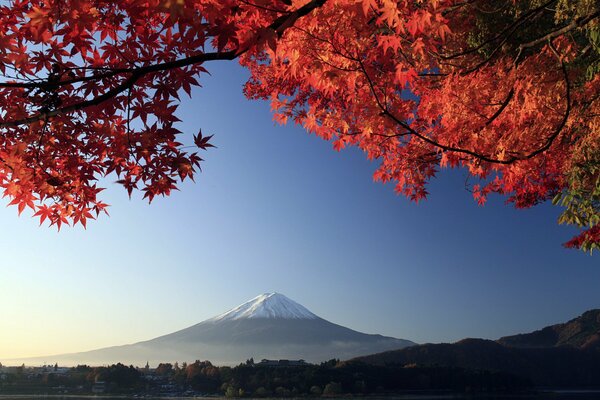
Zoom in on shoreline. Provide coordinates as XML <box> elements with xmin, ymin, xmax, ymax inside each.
<box><xmin>3</xmin><ymin>390</ymin><xmax>600</xmax><ymax>399</ymax></box>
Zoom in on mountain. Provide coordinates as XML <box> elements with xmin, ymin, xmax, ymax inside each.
<box><xmin>352</xmin><ymin>309</ymin><xmax>600</xmax><ymax>387</ymax></box>
<box><xmin>497</xmin><ymin>309</ymin><xmax>600</xmax><ymax>350</ymax></box>
<box><xmin>12</xmin><ymin>293</ymin><xmax>414</xmax><ymax>366</ymax></box>
<box><xmin>208</xmin><ymin>292</ymin><xmax>318</xmax><ymax>320</ymax></box>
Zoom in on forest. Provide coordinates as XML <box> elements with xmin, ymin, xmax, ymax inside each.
<box><xmin>0</xmin><ymin>359</ymin><xmax>531</xmax><ymax>396</ymax></box>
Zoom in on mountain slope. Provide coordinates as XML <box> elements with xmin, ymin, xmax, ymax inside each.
<box><xmin>352</xmin><ymin>310</ymin><xmax>600</xmax><ymax>388</ymax></box>
<box><xmin>12</xmin><ymin>293</ymin><xmax>414</xmax><ymax>366</ymax></box>
<box><xmin>498</xmin><ymin>309</ymin><xmax>600</xmax><ymax>350</ymax></box>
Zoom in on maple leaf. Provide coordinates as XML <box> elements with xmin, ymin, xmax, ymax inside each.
<box><xmin>193</xmin><ymin>130</ymin><xmax>215</xmax><ymax>150</ymax></box>
<box><xmin>395</xmin><ymin>67</ymin><xmax>417</xmax><ymax>88</ymax></box>
<box><xmin>33</xmin><ymin>204</ymin><xmax>53</xmax><ymax>226</ymax></box>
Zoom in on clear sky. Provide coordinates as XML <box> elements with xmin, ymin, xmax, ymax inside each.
<box><xmin>0</xmin><ymin>61</ymin><xmax>598</xmax><ymax>362</ymax></box>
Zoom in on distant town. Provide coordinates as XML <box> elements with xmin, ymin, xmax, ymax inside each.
<box><xmin>0</xmin><ymin>358</ymin><xmax>530</xmax><ymax>397</ymax></box>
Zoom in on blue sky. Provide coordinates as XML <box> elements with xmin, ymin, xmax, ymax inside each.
<box><xmin>0</xmin><ymin>61</ymin><xmax>598</xmax><ymax>361</ymax></box>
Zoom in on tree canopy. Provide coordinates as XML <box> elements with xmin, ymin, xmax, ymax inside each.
<box><xmin>0</xmin><ymin>0</ymin><xmax>598</xmax><ymax>251</ymax></box>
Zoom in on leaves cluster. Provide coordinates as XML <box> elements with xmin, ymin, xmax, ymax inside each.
<box><xmin>241</xmin><ymin>0</ymin><xmax>600</xmax><ymax>252</ymax></box>
<box><xmin>0</xmin><ymin>0</ymin><xmax>597</xmax><ymax>251</ymax></box>
<box><xmin>0</xmin><ymin>0</ymin><xmax>334</xmax><ymax>229</ymax></box>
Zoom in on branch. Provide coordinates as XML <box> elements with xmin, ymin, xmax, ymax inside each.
<box><xmin>0</xmin><ymin>0</ymin><xmax>328</xmax><ymax>127</ymax></box>
<box><xmin>484</xmin><ymin>88</ymin><xmax>514</xmax><ymax>126</ymax></box>
<box><xmin>270</xmin><ymin>0</ymin><xmax>326</xmax><ymax>38</ymax></box>
<box><xmin>359</xmin><ymin>53</ymin><xmax>570</xmax><ymax>165</ymax></box>
<box><xmin>518</xmin><ymin>9</ymin><xmax>600</xmax><ymax>52</ymax></box>
<box><xmin>436</xmin><ymin>0</ymin><xmax>557</xmax><ymax>61</ymax></box>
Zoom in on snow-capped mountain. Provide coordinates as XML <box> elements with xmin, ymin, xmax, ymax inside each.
<box><xmin>210</xmin><ymin>293</ymin><xmax>318</xmax><ymax>321</ymax></box>
<box><xmin>11</xmin><ymin>293</ymin><xmax>415</xmax><ymax>366</ymax></box>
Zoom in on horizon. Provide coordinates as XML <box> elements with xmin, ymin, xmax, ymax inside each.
<box><xmin>1</xmin><ymin>63</ymin><xmax>598</xmax><ymax>362</ymax></box>
<box><xmin>2</xmin><ymin>290</ymin><xmax>598</xmax><ymax>366</ymax></box>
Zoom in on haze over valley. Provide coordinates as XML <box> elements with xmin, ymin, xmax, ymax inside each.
<box><xmin>7</xmin><ymin>293</ymin><xmax>414</xmax><ymax>366</ymax></box>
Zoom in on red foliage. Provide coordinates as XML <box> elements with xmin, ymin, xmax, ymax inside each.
<box><xmin>565</xmin><ymin>226</ymin><xmax>600</xmax><ymax>250</ymax></box>
<box><xmin>0</xmin><ymin>0</ymin><xmax>597</xmax><ymax>250</ymax></box>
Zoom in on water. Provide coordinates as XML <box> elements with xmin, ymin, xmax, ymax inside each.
<box><xmin>351</xmin><ymin>394</ymin><xmax>600</xmax><ymax>400</ymax></box>
<box><xmin>1</xmin><ymin>394</ymin><xmax>600</xmax><ymax>400</ymax></box>
<box><xmin>362</xmin><ymin>394</ymin><xmax>600</xmax><ymax>400</ymax></box>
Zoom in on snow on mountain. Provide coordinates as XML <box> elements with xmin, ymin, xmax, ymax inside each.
<box><xmin>210</xmin><ymin>292</ymin><xmax>318</xmax><ymax>321</ymax></box>
<box><xmin>10</xmin><ymin>292</ymin><xmax>416</xmax><ymax>366</ymax></box>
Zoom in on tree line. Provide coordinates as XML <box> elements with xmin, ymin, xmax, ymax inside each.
<box><xmin>0</xmin><ymin>359</ymin><xmax>531</xmax><ymax>396</ymax></box>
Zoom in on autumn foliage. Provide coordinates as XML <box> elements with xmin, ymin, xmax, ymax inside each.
<box><xmin>0</xmin><ymin>0</ymin><xmax>598</xmax><ymax>251</ymax></box>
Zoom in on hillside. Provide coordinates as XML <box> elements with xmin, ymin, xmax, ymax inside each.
<box><xmin>498</xmin><ymin>309</ymin><xmax>600</xmax><ymax>350</ymax></box>
<box><xmin>353</xmin><ymin>310</ymin><xmax>600</xmax><ymax>387</ymax></box>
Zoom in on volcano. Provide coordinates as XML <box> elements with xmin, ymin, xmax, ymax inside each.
<box><xmin>13</xmin><ymin>293</ymin><xmax>415</xmax><ymax>366</ymax></box>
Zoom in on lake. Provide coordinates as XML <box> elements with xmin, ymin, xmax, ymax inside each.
<box><xmin>3</xmin><ymin>392</ymin><xmax>600</xmax><ymax>400</ymax></box>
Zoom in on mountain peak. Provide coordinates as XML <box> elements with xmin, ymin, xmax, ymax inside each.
<box><xmin>210</xmin><ymin>292</ymin><xmax>319</xmax><ymax>321</ymax></box>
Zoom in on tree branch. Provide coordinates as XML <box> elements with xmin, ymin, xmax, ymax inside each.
<box><xmin>518</xmin><ymin>9</ymin><xmax>600</xmax><ymax>52</ymax></box>
<box><xmin>436</xmin><ymin>0</ymin><xmax>557</xmax><ymax>61</ymax></box>
<box><xmin>0</xmin><ymin>0</ymin><xmax>328</xmax><ymax>127</ymax></box>
<box><xmin>484</xmin><ymin>88</ymin><xmax>514</xmax><ymax>126</ymax></box>
<box><xmin>359</xmin><ymin>51</ymin><xmax>570</xmax><ymax>165</ymax></box>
